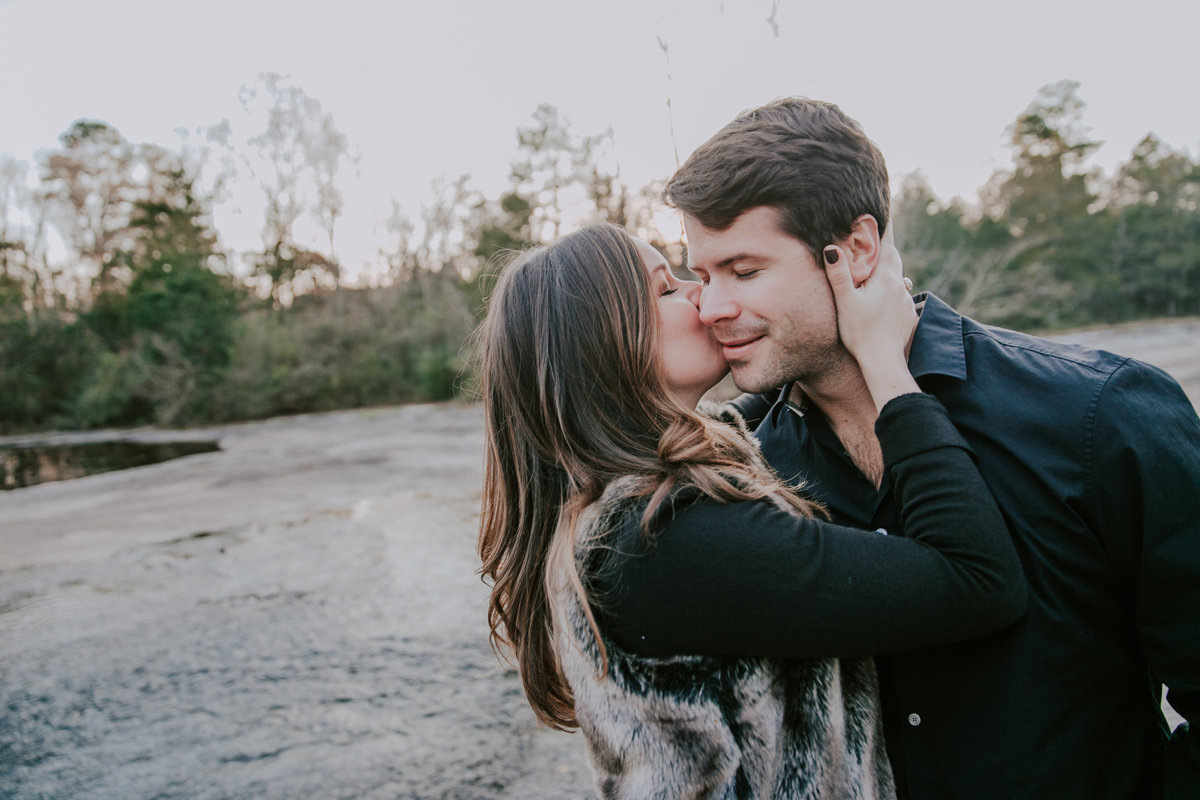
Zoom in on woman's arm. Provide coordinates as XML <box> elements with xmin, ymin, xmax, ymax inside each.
<box><xmin>598</xmin><ymin>392</ymin><xmax>1027</xmax><ymax>660</ymax></box>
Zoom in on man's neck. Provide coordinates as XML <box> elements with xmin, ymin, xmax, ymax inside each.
<box><xmin>790</xmin><ymin>370</ymin><xmax>885</xmax><ymax>489</ymax></box>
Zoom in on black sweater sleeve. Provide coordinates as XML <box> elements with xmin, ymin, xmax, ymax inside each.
<box><xmin>597</xmin><ymin>392</ymin><xmax>1027</xmax><ymax>659</ymax></box>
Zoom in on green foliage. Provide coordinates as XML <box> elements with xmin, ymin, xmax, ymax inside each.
<box><xmin>0</xmin><ymin>316</ymin><xmax>100</xmax><ymax>433</ymax></box>
<box><xmin>472</xmin><ymin>191</ymin><xmax>534</xmax><ymax>265</ymax></box>
<box><xmin>214</xmin><ymin>269</ymin><xmax>475</xmax><ymax>422</ymax></box>
<box><xmin>69</xmin><ymin>173</ymin><xmax>245</xmax><ymax>427</ymax></box>
<box><xmin>72</xmin><ymin>348</ymin><xmax>153</xmax><ymax>429</ymax></box>
<box><xmin>0</xmin><ymin>273</ymin><xmax>24</xmax><ymax>320</ymax></box>
<box><xmin>417</xmin><ymin>344</ymin><xmax>462</xmax><ymax>400</ymax></box>
<box><xmin>1095</xmin><ymin>135</ymin><xmax>1200</xmax><ymax>321</ymax></box>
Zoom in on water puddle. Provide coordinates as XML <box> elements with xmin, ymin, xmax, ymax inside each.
<box><xmin>1</xmin><ymin>439</ymin><xmax>220</xmax><ymax>490</ymax></box>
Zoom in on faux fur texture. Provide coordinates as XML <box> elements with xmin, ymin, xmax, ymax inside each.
<box><xmin>551</xmin><ymin>411</ymin><xmax>897</xmax><ymax>799</ymax></box>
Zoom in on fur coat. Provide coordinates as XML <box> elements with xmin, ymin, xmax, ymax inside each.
<box><xmin>551</xmin><ymin>418</ymin><xmax>897</xmax><ymax>799</ymax></box>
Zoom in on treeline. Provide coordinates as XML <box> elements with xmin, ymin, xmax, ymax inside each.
<box><xmin>1</xmin><ymin>78</ymin><xmax>1197</xmax><ymax>434</ymax></box>
<box><xmin>894</xmin><ymin>81</ymin><xmax>1199</xmax><ymax>330</ymax></box>
<box><xmin>0</xmin><ymin>79</ymin><xmax>666</xmax><ymax>433</ymax></box>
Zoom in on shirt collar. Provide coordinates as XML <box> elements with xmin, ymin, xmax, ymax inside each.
<box><xmin>767</xmin><ymin>383</ymin><xmax>802</xmax><ymax>421</ymax></box>
<box><xmin>907</xmin><ymin>292</ymin><xmax>968</xmax><ymax>381</ymax></box>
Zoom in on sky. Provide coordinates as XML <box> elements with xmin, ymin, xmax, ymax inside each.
<box><xmin>2</xmin><ymin>0</ymin><xmax>1197</xmax><ymax>280</ymax></box>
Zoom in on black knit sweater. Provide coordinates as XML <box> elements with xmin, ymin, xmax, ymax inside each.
<box><xmin>594</xmin><ymin>392</ymin><xmax>1027</xmax><ymax>660</ymax></box>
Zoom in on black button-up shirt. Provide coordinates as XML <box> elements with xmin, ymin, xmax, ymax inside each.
<box><xmin>752</xmin><ymin>294</ymin><xmax>1200</xmax><ymax>799</ymax></box>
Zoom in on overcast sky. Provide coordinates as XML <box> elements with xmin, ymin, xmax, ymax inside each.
<box><xmin>2</xmin><ymin>0</ymin><xmax>1196</xmax><ymax>277</ymax></box>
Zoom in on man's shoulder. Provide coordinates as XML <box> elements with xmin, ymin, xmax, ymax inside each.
<box><xmin>963</xmin><ymin>320</ymin><xmax>1128</xmax><ymax>375</ymax></box>
<box><xmin>914</xmin><ymin>298</ymin><xmax>1173</xmax><ymax>432</ymax></box>
<box><xmin>929</xmin><ymin>301</ymin><xmax>1135</xmax><ymax>398</ymax></box>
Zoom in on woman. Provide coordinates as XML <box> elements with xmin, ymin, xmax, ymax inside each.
<box><xmin>477</xmin><ymin>223</ymin><xmax>1025</xmax><ymax>799</ymax></box>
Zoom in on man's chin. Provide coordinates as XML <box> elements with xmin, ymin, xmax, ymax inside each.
<box><xmin>729</xmin><ymin>365</ymin><xmax>773</xmax><ymax>395</ymax></box>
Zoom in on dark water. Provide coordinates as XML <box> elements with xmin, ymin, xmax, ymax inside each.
<box><xmin>1</xmin><ymin>440</ymin><xmax>220</xmax><ymax>490</ymax></box>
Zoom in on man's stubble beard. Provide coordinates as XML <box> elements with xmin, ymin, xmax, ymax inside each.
<box><xmin>729</xmin><ymin>332</ymin><xmax>853</xmax><ymax>395</ymax></box>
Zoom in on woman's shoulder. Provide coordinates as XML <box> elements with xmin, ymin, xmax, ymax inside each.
<box><xmin>581</xmin><ymin>479</ymin><xmax>697</xmax><ymax>537</ymax></box>
<box><xmin>577</xmin><ymin>404</ymin><xmax>775</xmax><ymax>556</ymax></box>
<box><xmin>575</xmin><ymin>477</ymin><xmax>712</xmax><ymax>567</ymax></box>
<box><xmin>697</xmin><ymin>398</ymin><xmax>753</xmax><ymax>435</ymax></box>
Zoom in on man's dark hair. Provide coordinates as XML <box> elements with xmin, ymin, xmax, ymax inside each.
<box><xmin>663</xmin><ymin>97</ymin><xmax>890</xmax><ymax>259</ymax></box>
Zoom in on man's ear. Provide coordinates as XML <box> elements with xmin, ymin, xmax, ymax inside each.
<box><xmin>837</xmin><ymin>215</ymin><xmax>881</xmax><ymax>286</ymax></box>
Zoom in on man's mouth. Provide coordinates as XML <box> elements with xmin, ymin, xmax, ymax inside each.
<box><xmin>719</xmin><ymin>335</ymin><xmax>764</xmax><ymax>362</ymax></box>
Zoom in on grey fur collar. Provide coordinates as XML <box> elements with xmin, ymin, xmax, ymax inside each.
<box><xmin>552</xmin><ymin>455</ymin><xmax>896</xmax><ymax>799</ymax></box>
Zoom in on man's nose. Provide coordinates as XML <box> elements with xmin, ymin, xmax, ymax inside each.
<box><xmin>698</xmin><ymin>281</ymin><xmax>737</xmax><ymax>326</ymax></box>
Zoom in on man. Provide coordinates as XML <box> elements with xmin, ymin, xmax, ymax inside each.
<box><xmin>664</xmin><ymin>97</ymin><xmax>1200</xmax><ymax>799</ymax></box>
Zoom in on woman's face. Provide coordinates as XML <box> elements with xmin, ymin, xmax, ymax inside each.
<box><xmin>634</xmin><ymin>238</ymin><xmax>729</xmax><ymax>407</ymax></box>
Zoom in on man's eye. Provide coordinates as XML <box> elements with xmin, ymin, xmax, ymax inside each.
<box><xmin>735</xmin><ymin>270</ymin><xmax>760</xmax><ymax>280</ymax></box>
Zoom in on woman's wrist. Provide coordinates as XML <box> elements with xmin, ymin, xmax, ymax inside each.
<box><xmin>857</xmin><ymin>350</ymin><xmax>920</xmax><ymax>411</ymax></box>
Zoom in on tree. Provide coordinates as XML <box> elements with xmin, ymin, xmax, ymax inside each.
<box><xmin>38</xmin><ymin>120</ymin><xmax>196</xmax><ymax>308</ymax></box>
<box><xmin>122</xmin><ymin>173</ymin><xmax>239</xmax><ymax>369</ymax></box>
<box><xmin>469</xmin><ymin>189</ymin><xmax>534</xmax><ymax>274</ymax></box>
<box><xmin>508</xmin><ymin>104</ymin><xmax>623</xmax><ymax>241</ymax></box>
<box><xmin>0</xmin><ymin>307</ymin><xmax>98</xmax><ymax>432</ymax></box>
<box><xmin>239</xmin><ymin>73</ymin><xmax>352</xmax><ymax>304</ymax></box>
<box><xmin>0</xmin><ymin>155</ymin><xmax>29</xmax><ymax>282</ymax></box>
<box><xmin>890</xmin><ymin>172</ymin><xmax>970</xmax><ymax>285</ymax></box>
<box><xmin>959</xmin><ymin>81</ymin><xmax>1112</xmax><ymax>327</ymax></box>
<box><xmin>1097</xmin><ymin>135</ymin><xmax>1200</xmax><ymax>318</ymax></box>
<box><xmin>997</xmin><ymin>80</ymin><xmax>1101</xmax><ymax>237</ymax></box>
<box><xmin>462</xmin><ymin>104</ymin><xmax>635</xmax><ymax>301</ymax></box>
<box><xmin>40</xmin><ymin>121</ymin><xmax>136</xmax><ymax>302</ymax></box>
<box><xmin>0</xmin><ymin>156</ymin><xmax>47</xmax><ymax>314</ymax></box>
<box><xmin>75</xmin><ymin>170</ymin><xmax>243</xmax><ymax>427</ymax></box>
<box><xmin>890</xmin><ymin>172</ymin><xmax>1055</xmax><ymax>324</ymax></box>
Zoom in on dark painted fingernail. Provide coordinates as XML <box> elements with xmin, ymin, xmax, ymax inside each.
<box><xmin>823</xmin><ymin>247</ymin><xmax>839</xmax><ymax>265</ymax></box>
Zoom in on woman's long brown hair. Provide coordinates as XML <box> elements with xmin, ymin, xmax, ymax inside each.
<box><xmin>476</xmin><ymin>223</ymin><xmax>822</xmax><ymax>730</ymax></box>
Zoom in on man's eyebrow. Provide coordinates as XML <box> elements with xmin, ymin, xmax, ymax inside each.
<box><xmin>693</xmin><ymin>253</ymin><xmax>756</xmax><ymax>272</ymax></box>
<box><xmin>718</xmin><ymin>253</ymin><xmax>757</xmax><ymax>269</ymax></box>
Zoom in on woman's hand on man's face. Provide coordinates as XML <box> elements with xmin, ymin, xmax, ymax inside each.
<box><xmin>824</xmin><ymin>219</ymin><xmax>915</xmax><ymax>358</ymax></box>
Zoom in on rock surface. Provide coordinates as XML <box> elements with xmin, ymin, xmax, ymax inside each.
<box><xmin>1</xmin><ymin>403</ymin><xmax>594</xmax><ymax>798</ymax></box>
<box><xmin>1</xmin><ymin>319</ymin><xmax>1196</xmax><ymax>798</ymax></box>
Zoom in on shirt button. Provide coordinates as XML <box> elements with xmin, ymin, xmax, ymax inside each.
<box><xmin>907</xmin><ymin>713</ymin><xmax>922</xmax><ymax>727</ymax></box>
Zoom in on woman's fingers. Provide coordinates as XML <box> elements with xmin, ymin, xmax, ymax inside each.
<box><xmin>822</xmin><ymin>244</ymin><xmax>854</xmax><ymax>299</ymax></box>
<box><xmin>823</xmin><ymin>240</ymin><xmax>916</xmax><ymax>363</ymax></box>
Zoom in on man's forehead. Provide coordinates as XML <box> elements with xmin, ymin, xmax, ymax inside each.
<box><xmin>682</xmin><ymin>210</ymin><xmax>779</xmax><ymax>270</ymax></box>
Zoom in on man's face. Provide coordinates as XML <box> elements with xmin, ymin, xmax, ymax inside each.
<box><xmin>683</xmin><ymin>206</ymin><xmax>848</xmax><ymax>394</ymax></box>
